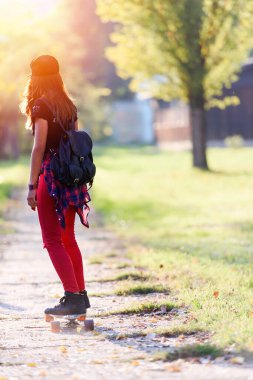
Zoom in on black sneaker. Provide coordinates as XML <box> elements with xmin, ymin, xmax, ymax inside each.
<box><xmin>79</xmin><ymin>289</ymin><xmax>91</xmax><ymax>308</ymax></box>
<box><xmin>44</xmin><ymin>291</ymin><xmax>86</xmax><ymax>316</ymax></box>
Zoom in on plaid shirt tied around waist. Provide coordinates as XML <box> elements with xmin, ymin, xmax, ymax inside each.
<box><xmin>40</xmin><ymin>150</ymin><xmax>91</xmax><ymax>229</ymax></box>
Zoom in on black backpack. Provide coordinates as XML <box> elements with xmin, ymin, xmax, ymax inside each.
<box><xmin>41</xmin><ymin>98</ymin><xmax>96</xmax><ymax>188</ymax></box>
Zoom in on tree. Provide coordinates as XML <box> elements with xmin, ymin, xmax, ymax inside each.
<box><xmin>97</xmin><ymin>0</ymin><xmax>253</xmax><ymax>169</ymax></box>
<box><xmin>0</xmin><ymin>0</ymin><xmax>110</xmax><ymax>158</ymax></box>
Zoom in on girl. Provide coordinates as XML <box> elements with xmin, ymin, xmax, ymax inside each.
<box><xmin>21</xmin><ymin>55</ymin><xmax>91</xmax><ymax>316</ymax></box>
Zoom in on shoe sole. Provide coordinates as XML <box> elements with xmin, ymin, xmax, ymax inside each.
<box><xmin>45</xmin><ymin>313</ymin><xmax>86</xmax><ymax>322</ymax></box>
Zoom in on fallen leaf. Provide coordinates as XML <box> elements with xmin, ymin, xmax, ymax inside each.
<box><xmin>229</xmin><ymin>356</ymin><xmax>245</xmax><ymax>365</ymax></box>
<box><xmin>90</xmin><ymin>360</ymin><xmax>104</xmax><ymax>364</ymax></box>
<box><xmin>52</xmin><ymin>293</ymin><xmax>61</xmax><ymax>298</ymax></box>
<box><xmin>39</xmin><ymin>371</ymin><xmax>47</xmax><ymax>377</ymax></box>
<box><xmin>59</xmin><ymin>346</ymin><xmax>68</xmax><ymax>354</ymax></box>
<box><xmin>213</xmin><ymin>291</ymin><xmax>219</xmax><ymax>299</ymax></box>
<box><xmin>131</xmin><ymin>360</ymin><xmax>140</xmax><ymax>366</ymax></box>
<box><xmin>27</xmin><ymin>362</ymin><xmax>37</xmax><ymax>367</ymax></box>
<box><xmin>165</xmin><ymin>365</ymin><xmax>182</xmax><ymax>373</ymax></box>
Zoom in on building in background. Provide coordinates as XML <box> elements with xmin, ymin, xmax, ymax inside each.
<box><xmin>110</xmin><ymin>96</ymin><xmax>155</xmax><ymax>144</ymax></box>
<box><xmin>154</xmin><ymin>60</ymin><xmax>253</xmax><ymax>147</ymax></box>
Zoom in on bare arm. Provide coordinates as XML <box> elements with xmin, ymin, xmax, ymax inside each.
<box><xmin>27</xmin><ymin>118</ymin><xmax>48</xmax><ymax>211</ymax></box>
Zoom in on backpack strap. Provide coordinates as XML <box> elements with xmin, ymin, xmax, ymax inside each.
<box><xmin>39</xmin><ymin>97</ymin><xmax>75</xmax><ymax>132</ymax></box>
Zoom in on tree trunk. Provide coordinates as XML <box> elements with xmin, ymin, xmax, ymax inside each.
<box><xmin>190</xmin><ymin>105</ymin><xmax>208</xmax><ymax>170</ymax></box>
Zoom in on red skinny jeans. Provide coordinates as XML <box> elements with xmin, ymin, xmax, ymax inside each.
<box><xmin>37</xmin><ymin>173</ymin><xmax>85</xmax><ymax>293</ymax></box>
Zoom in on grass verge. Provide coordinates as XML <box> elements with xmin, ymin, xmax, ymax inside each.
<box><xmin>95</xmin><ymin>300</ymin><xmax>176</xmax><ymax>316</ymax></box>
<box><xmin>152</xmin><ymin>344</ymin><xmax>223</xmax><ymax>361</ymax></box>
<box><xmin>0</xmin><ymin>156</ymin><xmax>29</xmax><ymax>228</ymax></box>
<box><xmin>115</xmin><ymin>282</ymin><xmax>168</xmax><ymax>296</ymax></box>
<box><xmin>93</xmin><ymin>146</ymin><xmax>253</xmax><ymax>351</ymax></box>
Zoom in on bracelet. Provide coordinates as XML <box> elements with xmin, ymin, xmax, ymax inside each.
<box><xmin>28</xmin><ymin>183</ymin><xmax>37</xmax><ymax>190</ymax></box>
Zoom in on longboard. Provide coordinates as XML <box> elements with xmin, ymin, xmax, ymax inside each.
<box><xmin>45</xmin><ymin>313</ymin><xmax>94</xmax><ymax>332</ymax></box>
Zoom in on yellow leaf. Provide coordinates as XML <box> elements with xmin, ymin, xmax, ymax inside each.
<box><xmin>27</xmin><ymin>362</ymin><xmax>37</xmax><ymax>367</ymax></box>
<box><xmin>131</xmin><ymin>360</ymin><xmax>140</xmax><ymax>366</ymax></box>
<box><xmin>77</xmin><ymin>348</ymin><xmax>86</xmax><ymax>352</ymax></box>
<box><xmin>229</xmin><ymin>356</ymin><xmax>245</xmax><ymax>365</ymax></box>
<box><xmin>165</xmin><ymin>365</ymin><xmax>182</xmax><ymax>372</ymax></box>
<box><xmin>59</xmin><ymin>346</ymin><xmax>68</xmax><ymax>353</ymax></box>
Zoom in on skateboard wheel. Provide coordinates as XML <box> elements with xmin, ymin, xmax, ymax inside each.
<box><xmin>45</xmin><ymin>314</ymin><xmax>54</xmax><ymax>322</ymax></box>
<box><xmin>84</xmin><ymin>319</ymin><xmax>94</xmax><ymax>331</ymax></box>
<box><xmin>51</xmin><ymin>321</ymin><xmax>60</xmax><ymax>333</ymax></box>
<box><xmin>77</xmin><ymin>315</ymin><xmax>86</xmax><ymax>322</ymax></box>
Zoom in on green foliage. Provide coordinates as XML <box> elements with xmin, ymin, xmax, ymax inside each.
<box><xmin>97</xmin><ymin>0</ymin><xmax>253</xmax><ymax>108</ymax></box>
<box><xmin>0</xmin><ymin>157</ymin><xmax>29</xmax><ymax>225</ymax></box>
<box><xmin>0</xmin><ymin>0</ymin><xmax>109</xmax><ymax>158</ymax></box>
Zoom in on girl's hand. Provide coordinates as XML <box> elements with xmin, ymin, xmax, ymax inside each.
<box><xmin>27</xmin><ymin>189</ymin><xmax>37</xmax><ymax>211</ymax></box>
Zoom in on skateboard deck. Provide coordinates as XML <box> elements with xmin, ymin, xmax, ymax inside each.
<box><xmin>45</xmin><ymin>313</ymin><xmax>94</xmax><ymax>332</ymax></box>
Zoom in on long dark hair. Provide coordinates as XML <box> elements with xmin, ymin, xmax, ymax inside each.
<box><xmin>20</xmin><ymin>55</ymin><xmax>76</xmax><ymax>129</ymax></box>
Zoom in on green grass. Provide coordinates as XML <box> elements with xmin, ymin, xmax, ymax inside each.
<box><xmin>88</xmin><ymin>257</ymin><xmax>103</xmax><ymax>265</ymax></box>
<box><xmin>90</xmin><ymin>282</ymin><xmax>167</xmax><ymax>296</ymax></box>
<box><xmin>111</xmin><ymin>324</ymin><xmax>204</xmax><ymax>340</ymax></box>
<box><xmin>114</xmin><ymin>271</ymin><xmax>150</xmax><ymax>281</ymax></box>
<box><xmin>0</xmin><ymin>156</ymin><xmax>29</xmax><ymax>224</ymax></box>
<box><xmin>95</xmin><ymin>300</ymin><xmax>176</xmax><ymax>316</ymax></box>
<box><xmin>93</xmin><ymin>146</ymin><xmax>253</xmax><ymax>352</ymax></box>
<box><xmin>116</xmin><ymin>263</ymin><xmax>130</xmax><ymax>269</ymax></box>
<box><xmin>99</xmin><ymin>271</ymin><xmax>150</xmax><ymax>282</ymax></box>
<box><xmin>115</xmin><ymin>282</ymin><xmax>168</xmax><ymax>295</ymax></box>
<box><xmin>152</xmin><ymin>344</ymin><xmax>223</xmax><ymax>361</ymax></box>
<box><xmin>146</xmin><ymin>324</ymin><xmax>204</xmax><ymax>338</ymax></box>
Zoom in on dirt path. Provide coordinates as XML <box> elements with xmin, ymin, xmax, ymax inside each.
<box><xmin>0</xmin><ymin>190</ymin><xmax>252</xmax><ymax>380</ymax></box>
